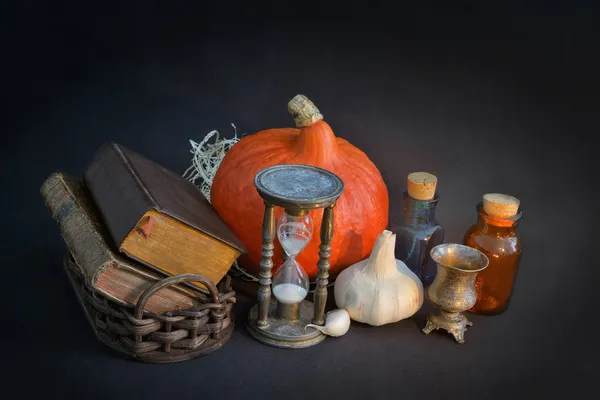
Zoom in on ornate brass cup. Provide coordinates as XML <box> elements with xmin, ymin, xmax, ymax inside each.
<box><xmin>422</xmin><ymin>243</ymin><xmax>489</xmax><ymax>343</ymax></box>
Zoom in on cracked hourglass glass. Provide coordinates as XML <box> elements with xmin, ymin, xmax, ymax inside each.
<box><xmin>272</xmin><ymin>210</ymin><xmax>312</xmax><ymax>305</ymax></box>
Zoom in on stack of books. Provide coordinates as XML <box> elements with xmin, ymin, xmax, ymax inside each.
<box><xmin>41</xmin><ymin>142</ymin><xmax>246</xmax><ymax>315</ymax></box>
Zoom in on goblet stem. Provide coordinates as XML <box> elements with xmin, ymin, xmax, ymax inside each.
<box><xmin>440</xmin><ymin>310</ymin><xmax>463</xmax><ymax>323</ymax></box>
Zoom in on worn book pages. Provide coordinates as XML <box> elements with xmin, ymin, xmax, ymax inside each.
<box><xmin>41</xmin><ymin>172</ymin><xmax>205</xmax><ymax>314</ymax></box>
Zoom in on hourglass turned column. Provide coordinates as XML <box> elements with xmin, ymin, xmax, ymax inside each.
<box><xmin>247</xmin><ymin>164</ymin><xmax>344</xmax><ymax>349</ymax></box>
<box><xmin>313</xmin><ymin>204</ymin><xmax>334</xmax><ymax>325</ymax></box>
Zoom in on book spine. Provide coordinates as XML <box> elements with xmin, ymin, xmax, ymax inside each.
<box><xmin>83</xmin><ymin>142</ymin><xmax>157</xmax><ymax>246</ymax></box>
<box><xmin>41</xmin><ymin>173</ymin><xmax>113</xmax><ymax>286</ymax></box>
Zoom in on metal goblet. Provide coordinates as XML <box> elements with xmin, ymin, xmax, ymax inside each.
<box><xmin>422</xmin><ymin>243</ymin><xmax>489</xmax><ymax>343</ymax></box>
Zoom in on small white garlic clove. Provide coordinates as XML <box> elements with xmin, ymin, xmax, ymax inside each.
<box><xmin>305</xmin><ymin>309</ymin><xmax>351</xmax><ymax>337</ymax></box>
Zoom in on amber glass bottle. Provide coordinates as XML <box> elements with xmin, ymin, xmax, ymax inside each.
<box><xmin>464</xmin><ymin>194</ymin><xmax>522</xmax><ymax>315</ymax></box>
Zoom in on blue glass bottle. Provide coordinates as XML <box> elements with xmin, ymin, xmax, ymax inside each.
<box><xmin>393</xmin><ymin>190</ymin><xmax>444</xmax><ymax>286</ymax></box>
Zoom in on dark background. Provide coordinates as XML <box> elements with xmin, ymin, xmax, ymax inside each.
<box><xmin>3</xmin><ymin>1</ymin><xmax>598</xmax><ymax>398</ymax></box>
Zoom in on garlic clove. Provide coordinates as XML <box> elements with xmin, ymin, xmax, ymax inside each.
<box><xmin>304</xmin><ymin>324</ymin><xmax>327</xmax><ymax>335</ymax></box>
<box><xmin>305</xmin><ymin>309</ymin><xmax>351</xmax><ymax>337</ymax></box>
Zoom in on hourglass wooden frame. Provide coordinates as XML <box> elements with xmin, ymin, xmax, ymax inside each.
<box><xmin>247</xmin><ymin>164</ymin><xmax>344</xmax><ymax>349</ymax></box>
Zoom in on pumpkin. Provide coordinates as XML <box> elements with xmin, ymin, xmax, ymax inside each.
<box><xmin>210</xmin><ymin>95</ymin><xmax>389</xmax><ymax>280</ymax></box>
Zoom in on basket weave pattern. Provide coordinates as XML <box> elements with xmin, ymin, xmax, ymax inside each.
<box><xmin>64</xmin><ymin>255</ymin><xmax>236</xmax><ymax>363</ymax></box>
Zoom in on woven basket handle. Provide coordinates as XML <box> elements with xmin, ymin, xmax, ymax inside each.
<box><xmin>134</xmin><ymin>273</ymin><xmax>220</xmax><ymax>319</ymax></box>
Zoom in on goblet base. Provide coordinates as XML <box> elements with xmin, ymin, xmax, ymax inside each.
<box><xmin>247</xmin><ymin>300</ymin><xmax>326</xmax><ymax>349</ymax></box>
<box><xmin>422</xmin><ymin>309</ymin><xmax>473</xmax><ymax>344</ymax></box>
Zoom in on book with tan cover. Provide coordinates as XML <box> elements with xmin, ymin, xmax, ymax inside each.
<box><xmin>83</xmin><ymin>142</ymin><xmax>246</xmax><ymax>287</ymax></box>
<box><xmin>41</xmin><ymin>172</ymin><xmax>206</xmax><ymax>314</ymax></box>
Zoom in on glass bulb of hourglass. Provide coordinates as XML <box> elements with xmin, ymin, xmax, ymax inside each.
<box><xmin>277</xmin><ymin>211</ymin><xmax>313</xmax><ymax>257</ymax></box>
<box><xmin>272</xmin><ymin>211</ymin><xmax>313</xmax><ymax>305</ymax></box>
<box><xmin>272</xmin><ymin>259</ymin><xmax>310</xmax><ymax>304</ymax></box>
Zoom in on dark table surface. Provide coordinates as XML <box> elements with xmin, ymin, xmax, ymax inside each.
<box><xmin>4</xmin><ymin>2</ymin><xmax>598</xmax><ymax>399</ymax></box>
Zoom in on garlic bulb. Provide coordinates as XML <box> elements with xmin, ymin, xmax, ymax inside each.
<box><xmin>334</xmin><ymin>230</ymin><xmax>424</xmax><ymax>326</ymax></box>
<box><xmin>305</xmin><ymin>309</ymin><xmax>351</xmax><ymax>337</ymax></box>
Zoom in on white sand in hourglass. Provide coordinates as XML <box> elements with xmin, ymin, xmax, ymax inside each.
<box><xmin>279</xmin><ymin>236</ymin><xmax>309</xmax><ymax>255</ymax></box>
<box><xmin>273</xmin><ymin>283</ymin><xmax>308</xmax><ymax>304</ymax></box>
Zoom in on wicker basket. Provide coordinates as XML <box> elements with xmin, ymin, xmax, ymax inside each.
<box><xmin>63</xmin><ymin>254</ymin><xmax>236</xmax><ymax>363</ymax></box>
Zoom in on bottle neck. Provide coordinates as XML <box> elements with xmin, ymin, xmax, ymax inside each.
<box><xmin>402</xmin><ymin>190</ymin><xmax>439</xmax><ymax>227</ymax></box>
<box><xmin>475</xmin><ymin>202</ymin><xmax>521</xmax><ymax>234</ymax></box>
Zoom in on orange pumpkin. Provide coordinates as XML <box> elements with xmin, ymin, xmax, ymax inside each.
<box><xmin>210</xmin><ymin>95</ymin><xmax>389</xmax><ymax>279</ymax></box>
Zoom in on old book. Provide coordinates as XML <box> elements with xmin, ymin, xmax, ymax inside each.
<box><xmin>41</xmin><ymin>172</ymin><xmax>205</xmax><ymax>314</ymax></box>
<box><xmin>83</xmin><ymin>142</ymin><xmax>246</xmax><ymax>288</ymax></box>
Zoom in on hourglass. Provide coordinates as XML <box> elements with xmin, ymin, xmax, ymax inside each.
<box><xmin>247</xmin><ymin>164</ymin><xmax>344</xmax><ymax>349</ymax></box>
<box><xmin>272</xmin><ymin>211</ymin><xmax>312</xmax><ymax>311</ymax></box>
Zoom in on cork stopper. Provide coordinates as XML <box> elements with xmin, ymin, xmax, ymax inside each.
<box><xmin>407</xmin><ymin>172</ymin><xmax>438</xmax><ymax>200</ymax></box>
<box><xmin>288</xmin><ymin>94</ymin><xmax>324</xmax><ymax>128</ymax></box>
<box><xmin>483</xmin><ymin>193</ymin><xmax>520</xmax><ymax>218</ymax></box>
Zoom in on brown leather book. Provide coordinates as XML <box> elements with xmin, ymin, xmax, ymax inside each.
<box><xmin>41</xmin><ymin>172</ymin><xmax>206</xmax><ymax>314</ymax></box>
<box><xmin>83</xmin><ymin>142</ymin><xmax>246</xmax><ymax>288</ymax></box>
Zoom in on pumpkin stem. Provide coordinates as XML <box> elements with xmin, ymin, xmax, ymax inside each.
<box><xmin>288</xmin><ymin>94</ymin><xmax>324</xmax><ymax>128</ymax></box>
